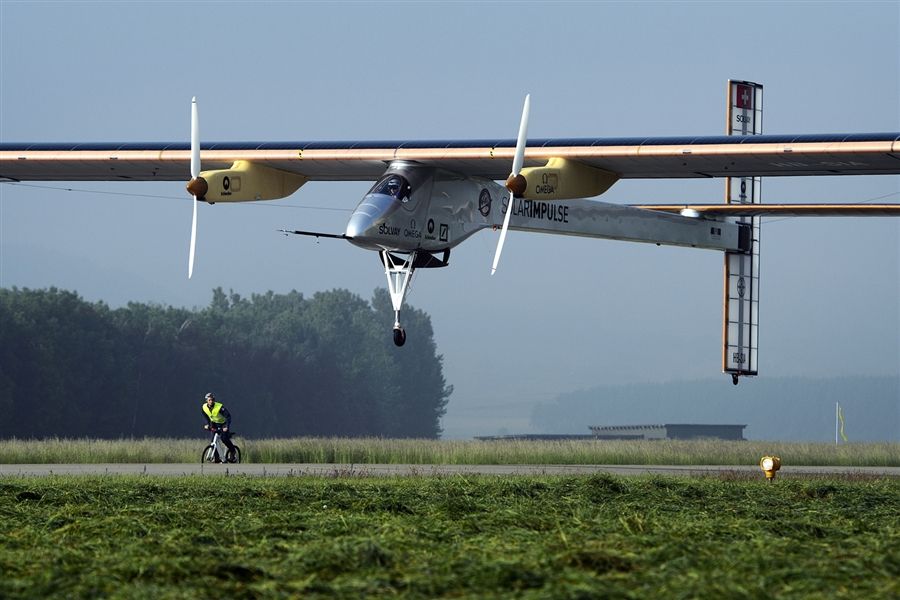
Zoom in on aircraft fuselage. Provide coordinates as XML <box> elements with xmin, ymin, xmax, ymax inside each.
<box><xmin>345</xmin><ymin>161</ymin><xmax>502</xmax><ymax>253</ymax></box>
<box><xmin>344</xmin><ymin>160</ymin><xmax>747</xmax><ymax>255</ymax></box>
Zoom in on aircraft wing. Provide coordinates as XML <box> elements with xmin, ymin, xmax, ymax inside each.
<box><xmin>631</xmin><ymin>204</ymin><xmax>900</xmax><ymax>217</ymax></box>
<box><xmin>2</xmin><ymin>132</ymin><xmax>899</xmax><ymax>182</ymax></box>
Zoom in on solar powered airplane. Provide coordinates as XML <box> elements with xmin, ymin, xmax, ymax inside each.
<box><xmin>2</xmin><ymin>81</ymin><xmax>899</xmax><ymax>383</ymax></box>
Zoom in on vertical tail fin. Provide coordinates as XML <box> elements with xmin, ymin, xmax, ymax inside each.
<box><xmin>723</xmin><ymin>80</ymin><xmax>763</xmax><ymax>384</ymax></box>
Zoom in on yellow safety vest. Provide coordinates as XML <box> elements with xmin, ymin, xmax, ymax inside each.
<box><xmin>203</xmin><ymin>401</ymin><xmax>227</xmax><ymax>424</ymax></box>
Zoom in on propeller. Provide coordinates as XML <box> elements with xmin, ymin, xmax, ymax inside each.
<box><xmin>185</xmin><ymin>97</ymin><xmax>208</xmax><ymax>279</ymax></box>
<box><xmin>491</xmin><ymin>94</ymin><xmax>530</xmax><ymax>275</ymax></box>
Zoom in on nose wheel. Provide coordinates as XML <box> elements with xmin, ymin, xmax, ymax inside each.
<box><xmin>393</xmin><ymin>326</ymin><xmax>406</xmax><ymax>347</ymax></box>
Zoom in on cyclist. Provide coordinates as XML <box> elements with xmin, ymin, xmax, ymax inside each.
<box><xmin>202</xmin><ymin>392</ymin><xmax>237</xmax><ymax>462</ymax></box>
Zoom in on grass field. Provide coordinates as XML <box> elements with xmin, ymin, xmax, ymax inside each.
<box><xmin>0</xmin><ymin>437</ymin><xmax>898</xmax><ymax>466</ymax></box>
<box><xmin>0</xmin><ymin>474</ymin><xmax>897</xmax><ymax>598</ymax></box>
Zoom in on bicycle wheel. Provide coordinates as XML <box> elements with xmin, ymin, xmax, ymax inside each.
<box><xmin>226</xmin><ymin>445</ymin><xmax>241</xmax><ymax>464</ymax></box>
<box><xmin>201</xmin><ymin>445</ymin><xmax>219</xmax><ymax>463</ymax></box>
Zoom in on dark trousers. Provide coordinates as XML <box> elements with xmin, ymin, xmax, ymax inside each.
<box><xmin>218</xmin><ymin>430</ymin><xmax>236</xmax><ymax>453</ymax></box>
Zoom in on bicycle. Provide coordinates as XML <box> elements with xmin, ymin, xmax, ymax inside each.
<box><xmin>201</xmin><ymin>426</ymin><xmax>241</xmax><ymax>464</ymax></box>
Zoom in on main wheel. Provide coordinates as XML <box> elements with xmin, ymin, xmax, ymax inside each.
<box><xmin>393</xmin><ymin>327</ymin><xmax>406</xmax><ymax>347</ymax></box>
<box><xmin>201</xmin><ymin>446</ymin><xmax>219</xmax><ymax>463</ymax></box>
<box><xmin>226</xmin><ymin>445</ymin><xmax>241</xmax><ymax>464</ymax></box>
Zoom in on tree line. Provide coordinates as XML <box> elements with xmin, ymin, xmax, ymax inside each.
<box><xmin>0</xmin><ymin>287</ymin><xmax>452</xmax><ymax>439</ymax></box>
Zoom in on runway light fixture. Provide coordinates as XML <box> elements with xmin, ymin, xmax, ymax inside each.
<box><xmin>759</xmin><ymin>455</ymin><xmax>781</xmax><ymax>481</ymax></box>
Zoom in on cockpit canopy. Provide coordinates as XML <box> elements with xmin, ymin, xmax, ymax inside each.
<box><xmin>369</xmin><ymin>174</ymin><xmax>412</xmax><ymax>202</ymax></box>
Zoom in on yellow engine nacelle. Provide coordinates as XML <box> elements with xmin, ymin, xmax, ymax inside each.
<box><xmin>199</xmin><ymin>161</ymin><xmax>307</xmax><ymax>203</ymax></box>
<box><xmin>520</xmin><ymin>158</ymin><xmax>618</xmax><ymax>201</ymax></box>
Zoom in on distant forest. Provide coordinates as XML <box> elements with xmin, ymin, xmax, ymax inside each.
<box><xmin>0</xmin><ymin>287</ymin><xmax>453</xmax><ymax>439</ymax></box>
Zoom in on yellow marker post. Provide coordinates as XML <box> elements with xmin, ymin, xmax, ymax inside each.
<box><xmin>760</xmin><ymin>456</ymin><xmax>781</xmax><ymax>482</ymax></box>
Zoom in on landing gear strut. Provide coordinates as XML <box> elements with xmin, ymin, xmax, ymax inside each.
<box><xmin>381</xmin><ymin>250</ymin><xmax>416</xmax><ymax>347</ymax></box>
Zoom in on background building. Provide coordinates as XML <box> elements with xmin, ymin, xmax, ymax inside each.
<box><xmin>590</xmin><ymin>424</ymin><xmax>746</xmax><ymax>441</ymax></box>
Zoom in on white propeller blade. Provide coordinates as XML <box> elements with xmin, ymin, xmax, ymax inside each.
<box><xmin>188</xmin><ymin>97</ymin><xmax>199</xmax><ymax>279</ymax></box>
<box><xmin>190</xmin><ymin>97</ymin><xmax>200</xmax><ymax>179</ymax></box>
<box><xmin>189</xmin><ymin>198</ymin><xmax>198</xmax><ymax>279</ymax></box>
<box><xmin>491</xmin><ymin>94</ymin><xmax>530</xmax><ymax>275</ymax></box>
<box><xmin>511</xmin><ymin>94</ymin><xmax>530</xmax><ymax>176</ymax></box>
<box><xmin>490</xmin><ymin>203</ymin><xmax>513</xmax><ymax>276</ymax></box>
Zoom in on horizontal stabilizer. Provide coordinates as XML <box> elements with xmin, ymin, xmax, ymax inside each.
<box><xmin>632</xmin><ymin>203</ymin><xmax>900</xmax><ymax>217</ymax></box>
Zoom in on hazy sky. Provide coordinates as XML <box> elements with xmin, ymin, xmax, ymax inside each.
<box><xmin>2</xmin><ymin>1</ymin><xmax>898</xmax><ymax>438</ymax></box>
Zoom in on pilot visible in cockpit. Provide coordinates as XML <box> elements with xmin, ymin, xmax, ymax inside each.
<box><xmin>371</xmin><ymin>174</ymin><xmax>410</xmax><ymax>202</ymax></box>
<box><xmin>386</xmin><ymin>178</ymin><xmax>401</xmax><ymax>197</ymax></box>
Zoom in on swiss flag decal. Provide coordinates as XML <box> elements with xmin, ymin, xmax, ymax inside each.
<box><xmin>735</xmin><ymin>84</ymin><xmax>753</xmax><ymax>109</ymax></box>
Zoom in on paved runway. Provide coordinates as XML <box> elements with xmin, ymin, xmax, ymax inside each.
<box><xmin>1</xmin><ymin>463</ymin><xmax>897</xmax><ymax>477</ymax></box>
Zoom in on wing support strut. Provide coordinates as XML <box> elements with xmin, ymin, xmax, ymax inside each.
<box><xmin>280</xmin><ymin>228</ymin><xmax>350</xmax><ymax>241</ymax></box>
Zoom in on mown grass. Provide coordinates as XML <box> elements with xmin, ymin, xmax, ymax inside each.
<box><xmin>0</xmin><ymin>437</ymin><xmax>898</xmax><ymax>466</ymax></box>
<box><xmin>0</xmin><ymin>475</ymin><xmax>897</xmax><ymax>598</ymax></box>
